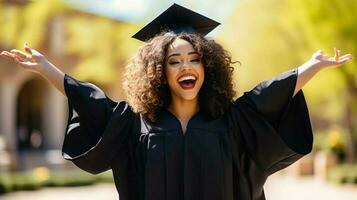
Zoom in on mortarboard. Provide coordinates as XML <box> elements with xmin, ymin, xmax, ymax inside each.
<box><xmin>132</xmin><ymin>3</ymin><xmax>220</xmax><ymax>42</ymax></box>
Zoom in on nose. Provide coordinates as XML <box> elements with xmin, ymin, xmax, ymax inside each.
<box><xmin>180</xmin><ymin>60</ymin><xmax>192</xmax><ymax>71</ymax></box>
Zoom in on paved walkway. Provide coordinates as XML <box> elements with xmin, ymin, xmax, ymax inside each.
<box><xmin>265</xmin><ymin>173</ymin><xmax>357</xmax><ymax>200</ymax></box>
<box><xmin>2</xmin><ymin>173</ymin><xmax>357</xmax><ymax>200</ymax></box>
<box><xmin>0</xmin><ymin>183</ymin><xmax>117</xmax><ymax>200</ymax></box>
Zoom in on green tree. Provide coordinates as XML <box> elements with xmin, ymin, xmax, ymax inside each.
<box><xmin>64</xmin><ymin>15</ymin><xmax>140</xmax><ymax>84</ymax></box>
<box><xmin>221</xmin><ymin>0</ymin><xmax>357</xmax><ymax>162</ymax></box>
<box><xmin>0</xmin><ymin>0</ymin><xmax>141</xmax><ymax>86</ymax></box>
<box><xmin>283</xmin><ymin>0</ymin><xmax>357</xmax><ymax>163</ymax></box>
<box><xmin>0</xmin><ymin>0</ymin><xmax>67</xmax><ymax>49</ymax></box>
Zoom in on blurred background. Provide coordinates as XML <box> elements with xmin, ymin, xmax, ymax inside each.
<box><xmin>0</xmin><ymin>0</ymin><xmax>356</xmax><ymax>199</ymax></box>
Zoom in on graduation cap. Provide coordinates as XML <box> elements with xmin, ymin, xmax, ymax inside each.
<box><xmin>132</xmin><ymin>3</ymin><xmax>220</xmax><ymax>42</ymax></box>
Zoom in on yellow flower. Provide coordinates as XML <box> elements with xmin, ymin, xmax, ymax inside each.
<box><xmin>327</xmin><ymin>126</ymin><xmax>344</xmax><ymax>151</ymax></box>
<box><xmin>33</xmin><ymin>166</ymin><xmax>50</xmax><ymax>182</ymax></box>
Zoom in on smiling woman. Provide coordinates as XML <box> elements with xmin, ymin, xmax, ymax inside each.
<box><xmin>123</xmin><ymin>32</ymin><xmax>235</xmax><ymax>125</ymax></box>
<box><xmin>165</xmin><ymin>42</ymin><xmax>204</xmax><ymax>93</ymax></box>
<box><xmin>0</xmin><ymin>3</ymin><xmax>352</xmax><ymax>200</ymax></box>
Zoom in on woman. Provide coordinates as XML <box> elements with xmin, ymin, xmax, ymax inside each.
<box><xmin>0</xmin><ymin>7</ymin><xmax>353</xmax><ymax>200</ymax></box>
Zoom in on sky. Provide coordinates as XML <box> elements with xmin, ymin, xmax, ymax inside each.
<box><xmin>64</xmin><ymin>0</ymin><xmax>239</xmax><ymax>35</ymax></box>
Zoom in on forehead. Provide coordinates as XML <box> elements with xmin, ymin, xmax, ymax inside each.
<box><xmin>167</xmin><ymin>38</ymin><xmax>195</xmax><ymax>54</ymax></box>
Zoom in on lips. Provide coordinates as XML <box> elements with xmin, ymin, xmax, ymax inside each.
<box><xmin>177</xmin><ymin>74</ymin><xmax>197</xmax><ymax>90</ymax></box>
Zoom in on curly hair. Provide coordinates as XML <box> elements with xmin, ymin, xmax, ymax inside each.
<box><xmin>122</xmin><ymin>31</ymin><xmax>237</xmax><ymax>122</ymax></box>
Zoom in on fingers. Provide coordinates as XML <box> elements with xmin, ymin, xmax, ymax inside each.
<box><xmin>334</xmin><ymin>47</ymin><xmax>341</xmax><ymax>62</ymax></box>
<box><xmin>333</xmin><ymin>47</ymin><xmax>353</xmax><ymax>64</ymax></box>
<box><xmin>1</xmin><ymin>51</ymin><xmax>27</xmax><ymax>67</ymax></box>
<box><xmin>10</xmin><ymin>49</ymin><xmax>27</xmax><ymax>60</ymax></box>
<box><xmin>1</xmin><ymin>43</ymin><xmax>40</xmax><ymax>66</ymax></box>
<box><xmin>1</xmin><ymin>42</ymin><xmax>33</xmax><ymax>60</ymax></box>
<box><xmin>24</xmin><ymin>43</ymin><xmax>33</xmax><ymax>55</ymax></box>
<box><xmin>334</xmin><ymin>47</ymin><xmax>337</xmax><ymax>60</ymax></box>
<box><xmin>14</xmin><ymin>56</ymin><xmax>29</xmax><ymax>66</ymax></box>
<box><xmin>0</xmin><ymin>51</ymin><xmax>17</xmax><ymax>61</ymax></box>
<box><xmin>332</xmin><ymin>48</ymin><xmax>354</xmax><ymax>64</ymax></box>
<box><xmin>337</xmin><ymin>53</ymin><xmax>353</xmax><ymax>63</ymax></box>
<box><xmin>339</xmin><ymin>53</ymin><xmax>353</xmax><ymax>60</ymax></box>
<box><xmin>1</xmin><ymin>51</ymin><xmax>14</xmax><ymax>57</ymax></box>
<box><xmin>337</xmin><ymin>50</ymin><xmax>340</xmax><ymax>61</ymax></box>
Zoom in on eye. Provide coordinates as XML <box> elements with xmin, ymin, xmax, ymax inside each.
<box><xmin>169</xmin><ymin>61</ymin><xmax>179</xmax><ymax>65</ymax></box>
<box><xmin>191</xmin><ymin>58</ymin><xmax>201</xmax><ymax>62</ymax></box>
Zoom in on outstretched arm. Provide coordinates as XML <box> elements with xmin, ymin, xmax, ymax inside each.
<box><xmin>293</xmin><ymin>48</ymin><xmax>353</xmax><ymax>97</ymax></box>
<box><xmin>1</xmin><ymin>43</ymin><xmax>66</xmax><ymax>96</ymax></box>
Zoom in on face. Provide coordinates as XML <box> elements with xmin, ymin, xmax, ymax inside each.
<box><xmin>165</xmin><ymin>38</ymin><xmax>204</xmax><ymax>102</ymax></box>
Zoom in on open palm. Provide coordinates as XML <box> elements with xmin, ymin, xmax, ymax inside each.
<box><xmin>0</xmin><ymin>43</ymin><xmax>47</xmax><ymax>73</ymax></box>
<box><xmin>311</xmin><ymin>48</ymin><xmax>353</xmax><ymax>68</ymax></box>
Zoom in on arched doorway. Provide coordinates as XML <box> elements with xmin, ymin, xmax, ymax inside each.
<box><xmin>16</xmin><ymin>78</ymin><xmax>46</xmax><ymax>152</ymax></box>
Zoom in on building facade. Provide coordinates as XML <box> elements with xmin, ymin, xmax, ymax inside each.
<box><xmin>0</xmin><ymin>0</ymin><xmax>126</xmax><ymax>171</ymax></box>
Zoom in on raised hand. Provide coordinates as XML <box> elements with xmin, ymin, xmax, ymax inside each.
<box><xmin>293</xmin><ymin>48</ymin><xmax>353</xmax><ymax>96</ymax></box>
<box><xmin>310</xmin><ymin>48</ymin><xmax>353</xmax><ymax>69</ymax></box>
<box><xmin>0</xmin><ymin>43</ymin><xmax>49</xmax><ymax>73</ymax></box>
<box><xmin>1</xmin><ymin>42</ymin><xmax>66</xmax><ymax>96</ymax></box>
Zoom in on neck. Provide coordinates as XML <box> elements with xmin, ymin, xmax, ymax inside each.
<box><xmin>168</xmin><ymin>97</ymin><xmax>200</xmax><ymax>122</ymax></box>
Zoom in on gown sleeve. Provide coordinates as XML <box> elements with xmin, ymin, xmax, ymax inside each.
<box><xmin>62</xmin><ymin>73</ymin><xmax>135</xmax><ymax>174</ymax></box>
<box><xmin>233</xmin><ymin>68</ymin><xmax>313</xmax><ymax>175</ymax></box>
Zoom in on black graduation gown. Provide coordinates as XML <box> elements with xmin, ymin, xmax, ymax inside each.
<box><xmin>62</xmin><ymin>68</ymin><xmax>313</xmax><ymax>200</ymax></box>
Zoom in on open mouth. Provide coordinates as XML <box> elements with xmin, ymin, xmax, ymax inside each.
<box><xmin>177</xmin><ymin>74</ymin><xmax>197</xmax><ymax>90</ymax></box>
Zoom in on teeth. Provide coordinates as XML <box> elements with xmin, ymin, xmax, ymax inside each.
<box><xmin>178</xmin><ymin>75</ymin><xmax>196</xmax><ymax>82</ymax></box>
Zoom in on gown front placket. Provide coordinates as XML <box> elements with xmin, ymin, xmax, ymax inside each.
<box><xmin>143</xmin><ymin>111</ymin><xmax>230</xmax><ymax>200</ymax></box>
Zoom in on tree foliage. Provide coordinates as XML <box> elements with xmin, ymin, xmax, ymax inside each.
<box><xmin>0</xmin><ymin>0</ymin><xmax>141</xmax><ymax>85</ymax></box>
<box><xmin>0</xmin><ymin>0</ymin><xmax>67</xmax><ymax>49</ymax></box>
<box><xmin>65</xmin><ymin>15</ymin><xmax>140</xmax><ymax>84</ymax></box>
<box><xmin>221</xmin><ymin>0</ymin><xmax>357</xmax><ymax>161</ymax></box>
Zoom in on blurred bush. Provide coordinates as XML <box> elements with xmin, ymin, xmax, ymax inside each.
<box><xmin>0</xmin><ymin>167</ymin><xmax>114</xmax><ymax>195</ymax></box>
<box><xmin>313</xmin><ymin>126</ymin><xmax>346</xmax><ymax>161</ymax></box>
<box><xmin>327</xmin><ymin>164</ymin><xmax>357</xmax><ymax>184</ymax></box>
<box><xmin>45</xmin><ymin>170</ymin><xmax>96</xmax><ymax>187</ymax></box>
<box><xmin>0</xmin><ymin>170</ymin><xmax>42</xmax><ymax>194</ymax></box>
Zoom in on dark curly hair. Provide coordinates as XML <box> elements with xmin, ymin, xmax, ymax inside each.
<box><xmin>122</xmin><ymin>31</ymin><xmax>237</xmax><ymax>122</ymax></box>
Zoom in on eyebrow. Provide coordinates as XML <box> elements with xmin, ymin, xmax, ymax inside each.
<box><xmin>167</xmin><ymin>51</ymin><xmax>200</xmax><ymax>59</ymax></box>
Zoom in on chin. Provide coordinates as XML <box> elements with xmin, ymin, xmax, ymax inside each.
<box><xmin>170</xmin><ymin>83</ymin><xmax>202</xmax><ymax>101</ymax></box>
<box><xmin>181</xmin><ymin>95</ymin><xmax>198</xmax><ymax>101</ymax></box>
<box><xmin>177</xmin><ymin>90</ymin><xmax>200</xmax><ymax>100</ymax></box>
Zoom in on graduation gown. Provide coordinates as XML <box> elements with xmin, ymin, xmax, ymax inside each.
<box><xmin>62</xmin><ymin>68</ymin><xmax>313</xmax><ymax>200</ymax></box>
